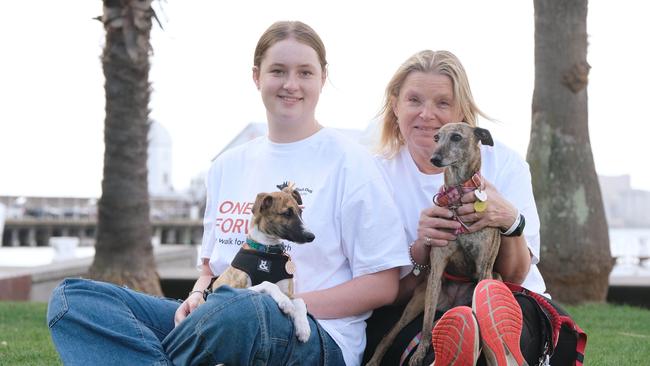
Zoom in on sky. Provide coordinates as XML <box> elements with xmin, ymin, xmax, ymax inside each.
<box><xmin>1</xmin><ymin>1</ymin><xmax>649</xmax><ymax>198</ymax></box>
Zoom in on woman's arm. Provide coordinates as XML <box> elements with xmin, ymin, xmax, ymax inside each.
<box><xmin>297</xmin><ymin>268</ymin><xmax>400</xmax><ymax>319</ymax></box>
<box><xmin>494</xmin><ymin>236</ymin><xmax>532</xmax><ymax>284</ymax></box>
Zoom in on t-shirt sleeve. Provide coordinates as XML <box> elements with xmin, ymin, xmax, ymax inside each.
<box><xmin>339</xmin><ymin>170</ymin><xmax>411</xmax><ymax>278</ymax></box>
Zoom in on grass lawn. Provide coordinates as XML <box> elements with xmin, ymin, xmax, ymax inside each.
<box><xmin>0</xmin><ymin>302</ymin><xmax>61</xmax><ymax>366</ymax></box>
<box><xmin>1</xmin><ymin>301</ymin><xmax>648</xmax><ymax>365</ymax></box>
<box><xmin>564</xmin><ymin>302</ymin><xmax>650</xmax><ymax>365</ymax></box>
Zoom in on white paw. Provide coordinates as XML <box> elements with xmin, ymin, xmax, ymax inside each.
<box><xmin>294</xmin><ymin>317</ymin><xmax>311</xmax><ymax>342</ymax></box>
<box><xmin>276</xmin><ymin>295</ymin><xmax>296</xmax><ymax>316</ymax></box>
<box><xmin>250</xmin><ymin>281</ymin><xmax>295</xmax><ymax>315</ymax></box>
<box><xmin>292</xmin><ymin>298</ymin><xmax>310</xmax><ymax>342</ymax></box>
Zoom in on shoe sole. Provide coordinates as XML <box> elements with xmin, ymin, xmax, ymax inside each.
<box><xmin>472</xmin><ymin>280</ymin><xmax>527</xmax><ymax>366</ymax></box>
<box><xmin>431</xmin><ymin>306</ymin><xmax>479</xmax><ymax>366</ymax></box>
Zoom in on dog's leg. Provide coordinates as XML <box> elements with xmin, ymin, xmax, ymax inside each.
<box><xmin>249</xmin><ymin>281</ymin><xmax>296</xmax><ymax>316</ymax></box>
<box><xmin>366</xmin><ymin>283</ymin><xmax>427</xmax><ymax>366</ymax></box>
<box><xmin>475</xmin><ymin>230</ymin><xmax>500</xmax><ymax>281</ymax></box>
<box><xmin>249</xmin><ymin>281</ymin><xmax>312</xmax><ymax>343</ymax></box>
<box><xmin>291</xmin><ymin>298</ymin><xmax>311</xmax><ymax>342</ymax></box>
<box><xmin>409</xmin><ymin>249</ymin><xmax>448</xmax><ymax>366</ymax></box>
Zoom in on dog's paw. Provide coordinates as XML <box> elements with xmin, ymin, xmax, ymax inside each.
<box><xmin>408</xmin><ymin>345</ymin><xmax>427</xmax><ymax>366</ymax></box>
<box><xmin>250</xmin><ymin>281</ymin><xmax>295</xmax><ymax>315</ymax></box>
<box><xmin>276</xmin><ymin>296</ymin><xmax>295</xmax><ymax>315</ymax></box>
<box><xmin>294</xmin><ymin>317</ymin><xmax>311</xmax><ymax>342</ymax></box>
<box><xmin>292</xmin><ymin>298</ymin><xmax>310</xmax><ymax>342</ymax></box>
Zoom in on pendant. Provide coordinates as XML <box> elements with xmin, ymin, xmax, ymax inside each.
<box><xmin>474</xmin><ymin>200</ymin><xmax>487</xmax><ymax>212</ymax></box>
<box><xmin>474</xmin><ymin>189</ymin><xmax>487</xmax><ymax>202</ymax></box>
<box><xmin>413</xmin><ymin>267</ymin><xmax>421</xmax><ymax>276</ymax></box>
<box><xmin>285</xmin><ymin>260</ymin><xmax>296</xmax><ymax>275</ymax></box>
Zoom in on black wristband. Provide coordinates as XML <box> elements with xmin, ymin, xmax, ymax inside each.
<box><xmin>504</xmin><ymin>214</ymin><xmax>525</xmax><ymax>237</ymax></box>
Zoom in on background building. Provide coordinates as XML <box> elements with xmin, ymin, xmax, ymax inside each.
<box><xmin>3</xmin><ymin>123</ymin><xmax>649</xmax><ymax>249</ymax></box>
<box><xmin>599</xmin><ymin>175</ymin><xmax>650</xmax><ymax>228</ymax></box>
<box><xmin>148</xmin><ymin>120</ymin><xmax>175</xmax><ymax>196</ymax></box>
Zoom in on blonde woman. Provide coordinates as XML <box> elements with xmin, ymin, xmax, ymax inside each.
<box><xmin>364</xmin><ymin>50</ymin><xmax>552</xmax><ymax>366</ymax></box>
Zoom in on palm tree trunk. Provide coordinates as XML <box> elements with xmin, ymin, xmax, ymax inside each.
<box><xmin>528</xmin><ymin>0</ymin><xmax>612</xmax><ymax>303</ymax></box>
<box><xmin>88</xmin><ymin>0</ymin><xmax>162</xmax><ymax>296</ymax></box>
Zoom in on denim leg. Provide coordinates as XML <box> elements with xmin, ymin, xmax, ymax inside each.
<box><xmin>47</xmin><ymin>278</ymin><xmax>180</xmax><ymax>366</ymax></box>
<box><xmin>163</xmin><ymin>286</ymin><xmax>345</xmax><ymax>366</ymax></box>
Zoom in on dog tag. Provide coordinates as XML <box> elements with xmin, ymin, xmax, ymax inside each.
<box><xmin>285</xmin><ymin>260</ymin><xmax>296</xmax><ymax>275</ymax></box>
<box><xmin>474</xmin><ymin>200</ymin><xmax>487</xmax><ymax>213</ymax></box>
<box><xmin>474</xmin><ymin>189</ymin><xmax>487</xmax><ymax>202</ymax></box>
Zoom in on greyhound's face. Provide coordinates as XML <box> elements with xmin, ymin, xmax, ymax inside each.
<box><xmin>252</xmin><ymin>188</ymin><xmax>315</xmax><ymax>244</ymax></box>
<box><xmin>430</xmin><ymin>122</ymin><xmax>493</xmax><ymax>168</ymax></box>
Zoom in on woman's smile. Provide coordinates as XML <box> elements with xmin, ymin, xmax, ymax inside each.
<box><xmin>278</xmin><ymin>95</ymin><xmax>303</xmax><ymax>104</ymax></box>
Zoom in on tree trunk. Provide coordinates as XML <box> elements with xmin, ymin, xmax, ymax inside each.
<box><xmin>528</xmin><ymin>0</ymin><xmax>611</xmax><ymax>303</ymax></box>
<box><xmin>88</xmin><ymin>0</ymin><xmax>162</xmax><ymax>296</ymax></box>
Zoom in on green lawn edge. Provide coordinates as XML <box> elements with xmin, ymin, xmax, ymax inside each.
<box><xmin>1</xmin><ymin>301</ymin><xmax>648</xmax><ymax>365</ymax></box>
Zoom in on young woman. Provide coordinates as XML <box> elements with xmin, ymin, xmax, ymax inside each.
<box><xmin>48</xmin><ymin>21</ymin><xmax>410</xmax><ymax>366</ymax></box>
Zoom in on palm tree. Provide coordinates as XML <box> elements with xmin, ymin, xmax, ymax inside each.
<box><xmin>528</xmin><ymin>0</ymin><xmax>612</xmax><ymax>303</ymax></box>
<box><xmin>88</xmin><ymin>0</ymin><xmax>162</xmax><ymax>296</ymax></box>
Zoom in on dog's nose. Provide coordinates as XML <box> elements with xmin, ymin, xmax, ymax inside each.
<box><xmin>303</xmin><ymin>232</ymin><xmax>315</xmax><ymax>242</ymax></box>
<box><xmin>431</xmin><ymin>155</ymin><xmax>443</xmax><ymax>167</ymax></box>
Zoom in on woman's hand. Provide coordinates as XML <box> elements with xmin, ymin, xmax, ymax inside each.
<box><xmin>175</xmin><ymin>260</ymin><xmax>214</xmax><ymax>327</ymax></box>
<box><xmin>417</xmin><ymin>205</ymin><xmax>462</xmax><ymax>247</ymax></box>
<box><xmin>396</xmin><ymin>205</ymin><xmax>461</xmax><ymax>301</ymax></box>
<box><xmin>174</xmin><ymin>291</ymin><xmax>205</xmax><ymax>327</ymax></box>
<box><xmin>408</xmin><ymin>205</ymin><xmax>462</xmax><ymax>269</ymax></box>
<box><xmin>455</xmin><ymin>179</ymin><xmax>518</xmax><ymax>233</ymax></box>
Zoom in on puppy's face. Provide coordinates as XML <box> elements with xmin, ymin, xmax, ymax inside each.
<box><xmin>252</xmin><ymin>188</ymin><xmax>315</xmax><ymax>244</ymax></box>
<box><xmin>430</xmin><ymin>122</ymin><xmax>493</xmax><ymax>168</ymax></box>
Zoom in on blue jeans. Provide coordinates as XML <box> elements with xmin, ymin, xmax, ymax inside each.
<box><xmin>47</xmin><ymin>278</ymin><xmax>344</xmax><ymax>365</ymax></box>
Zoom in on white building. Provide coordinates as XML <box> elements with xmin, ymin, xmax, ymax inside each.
<box><xmin>148</xmin><ymin>121</ymin><xmax>175</xmax><ymax>196</ymax></box>
<box><xmin>599</xmin><ymin>175</ymin><xmax>650</xmax><ymax>227</ymax></box>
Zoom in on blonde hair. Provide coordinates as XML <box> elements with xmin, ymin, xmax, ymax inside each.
<box><xmin>378</xmin><ymin>50</ymin><xmax>488</xmax><ymax>158</ymax></box>
<box><xmin>253</xmin><ymin>21</ymin><xmax>327</xmax><ymax>74</ymax></box>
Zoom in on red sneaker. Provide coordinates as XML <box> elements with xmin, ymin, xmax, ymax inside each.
<box><xmin>431</xmin><ymin>306</ymin><xmax>479</xmax><ymax>366</ymax></box>
<box><xmin>472</xmin><ymin>279</ymin><xmax>527</xmax><ymax>366</ymax></box>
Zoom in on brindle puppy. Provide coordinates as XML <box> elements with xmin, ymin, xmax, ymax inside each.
<box><xmin>209</xmin><ymin>183</ymin><xmax>315</xmax><ymax>342</ymax></box>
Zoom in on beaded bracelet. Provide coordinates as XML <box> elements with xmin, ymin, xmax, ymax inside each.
<box><xmin>408</xmin><ymin>241</ymin><xmax>431</xmax><ymax>276</ymax></box>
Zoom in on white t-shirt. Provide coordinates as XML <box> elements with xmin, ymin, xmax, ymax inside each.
<box><xmin>376</xmin><ymin>141</ymin><xmax>547</xmax><ymax>295</ymax></box>
<box><xmin>200</xmin><ymin>128</ymin><xmax>410</xmax><ymax>366</ymax></box>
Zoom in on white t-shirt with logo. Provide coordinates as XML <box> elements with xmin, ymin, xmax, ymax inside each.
<box><xmin>376</xmin><ymin>142</ymin><xmax>547</xmax><ymax>295</ymax></box>
<box><xmin>200</xmin><ymin>128</ymin><xmax>410</xmax><ymax>366</ymax></box>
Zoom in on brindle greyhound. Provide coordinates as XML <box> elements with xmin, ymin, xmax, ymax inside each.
<box><xmin>207</xmin><ymin>182</ymin><xmax>315</xmax><ymax>342</ymax></box>
<box><xmin>367</xmin><ymin>123</ymin><xmax>501</xmax><ymax>366</ymax></box>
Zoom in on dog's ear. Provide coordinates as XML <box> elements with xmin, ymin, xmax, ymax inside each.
<box><xmin>290</xmin><ymin>189</ymin><xmax>303</xmax><ymax>205</ymax></box>
<box><xmin>474</xmin><ymin>127</ymin><xmax>494</xmax><ymax>146</ymax></box>
<box><xmin>276</xmin><ymin>181</ymin><xmax>289</xmax><ymax>191</ymax></box>
<box><xmin>253</xmin><ymin>193</ymin><xmax>274</xmax><ymax>214</ymax></box>
<box><xmin>280</xmin><ymin>182</ymin><xmax>302</xmax><ymax>205</ymax></box>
